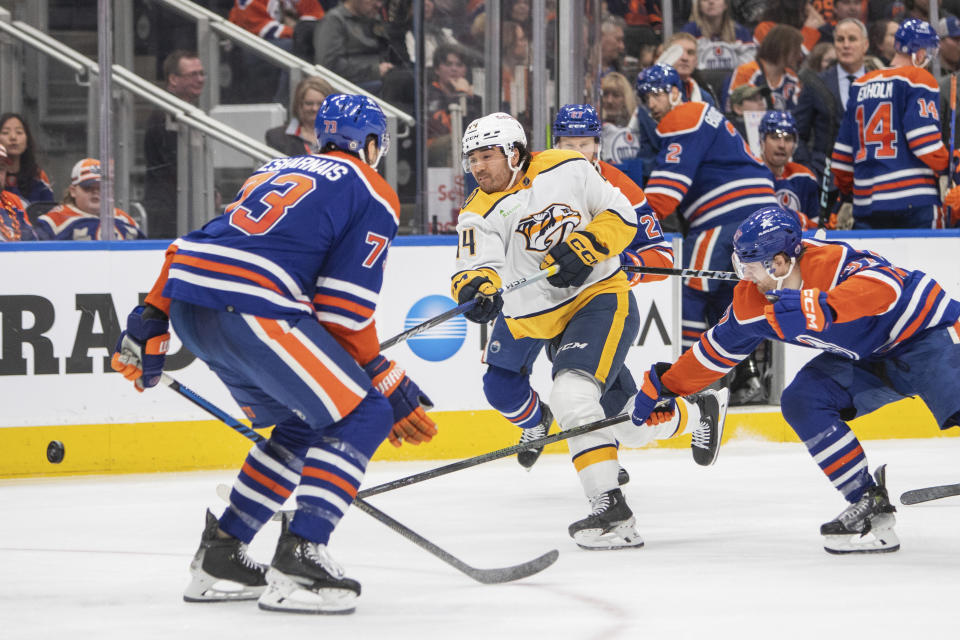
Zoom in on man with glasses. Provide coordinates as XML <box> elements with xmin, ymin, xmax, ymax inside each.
<box><xmin>143</xmin><ymin>50</ymin><xmax>207</xmax><ymax>239</ymax></box>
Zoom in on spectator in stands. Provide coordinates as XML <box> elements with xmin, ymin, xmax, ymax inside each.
<box><xmin>34</xmin><ymin>158</ymin><xmax>145</xmax><ymax>241</ymax></box>
<box><xmin>728</xmin><ymin>23</ymin><xmax>803</xmax><ymax>111</ymax></box>
<box><xmin>794</xmin><ymin>18</ymin><xmax>872</xmax><ymax>186</ymax></box>
<box><xmin>803</xmin><ymin>41</ymin><xmax>837</xmax><ymax>72</ymax></box>
<box><xmin>143</xmin><ymin>50</ymin><xmax>205</xmax><ymax>240</ymax></box>
<box><xmin>833</xmin><ymin>0</ymin><xmax>866</xmax><ymax>22</ymax></box>
<box><xmin>657</xmin><ymin>32</ymin><xmax>720</xmax><ymax>105</ymax></box>
<box><xmin>599</xmin><ymin>71</ymin><xmax>643</xmax><ymax>184</ymax></box>
<box><xmin>754</xmin><ymin>0</ymin><xmax>830</xmax><ymax>56</ymax></box>
<box><xmin>606</xmin><ymin>0</ymin><xmax>663</xmax><ymax>47</ymax></box>
<box><xmin>265</xmin><ymin>76</ymin><xmax>335</xmax><ymax>156</ymax></box>
<box><xmin>0</xmin><ymin>113</ymin><xmax>53</xmax><ymax>205</ymax></box>
<box><xmin>501</xmin><ymin>20</ymin><xmax>531</xmax><ymax>124</ymax></box>
<box><xmin>228</xmin><ymin>0</ymin><xmax>324</xmax><ymax>59</ymax></box>
<box><xmin>725</xmin><ymin>83</ymin><xmax>767</xmax><ymax>139</ymax></box>
<box><xmin>314</xmin><ymin>0</ymin><xmax>401</xmax><ymax>94</ymax></box>
<box><xmin>681</xmin><ymin>0</ymin><xmax>755</xmax><ymax>71</ymax></box>
<box><xmin>598</xmin><ymin>16</ymin><xmax>627</xmax><ymax>76</ymax></box>
<box><xmin>398</xmin><ymin>0</ymin><xmax>458</xmax><ymax>67</ymax></box>
<box><xmin>0</xmin><ymin>143</ymin><xmax>38</xmax><ymax>241</ymax></box>
<box><xmin>938</xmin><ymin>16</ymin><xmax>960</xmax><ymax>76</ymax></box>
<box><xmin>426</xmin><ymin>43</ymin><xmax>482</xmax><ymax>165</ymax></box>
<box><xmin>869</xmin><ymin>19</ymin><xmax>899</xmax><ymax>66</ymax></box>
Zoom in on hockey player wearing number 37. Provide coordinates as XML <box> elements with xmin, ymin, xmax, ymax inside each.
<box><xmin>630</xmin><ymin>205</ymin><xmax>960</xmax><ymax>554</ymax></box>
<box><xmin>452</xmin><ymin>111</ymin><xmax>727</xmax><ymax>550</ymax></box>
<box><xmin>111</xmin><ymin>94</ymin><xmax>437</xmax><ymax>614</ymax></box>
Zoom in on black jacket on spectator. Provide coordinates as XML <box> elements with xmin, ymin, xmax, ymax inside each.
<box><xmin>793</xmin><ymin>64</ymin><xmax>842</xmax><ymax>182</ymax></box>
<box><xmin>142</xmin><ymin>109</ymin><xmax>179</xmax><ymax>240</ymax></box>
<box><xmin>314</xmin><ymin>3</ymin><xmax>388</xmax><ymax>85</ymax></box>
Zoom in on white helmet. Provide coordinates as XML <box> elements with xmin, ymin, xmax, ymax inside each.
<box><xmin>460</xmin><ymin>112</ymin><xmax>527</xmax><ymax>173</ymax></box>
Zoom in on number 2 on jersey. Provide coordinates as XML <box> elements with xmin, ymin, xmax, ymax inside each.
<box><xmin>227</xmin><ymin>171</ymin><xmax>317</xmax><ymax>235</ymax></box>
<box><xmin>855</xmin><ymin>101</ymin><xmax>897</xmax><ymax>161</ymax></box>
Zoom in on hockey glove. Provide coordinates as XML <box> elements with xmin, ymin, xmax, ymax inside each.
<box><xmin>451</xmin><ymin>269</ymin><xmax>504</xmax><ymax>324</ymax></box>
<box><xmin>764</xmin><ymin>288</ymin><xmax>834</xmax><ymax>341</ymax></box>
<box><xmin>364</xmin><ymin>355</ymin><xmax>438</xmax><ymax>447</ymax></box>
<box><xmin>110</xmin><ymin>304</ymin><xmax>170</xmax><ymax>392</ymax></box>
<box><xmin>944</xmin><ymin>185</ymin><xmax>960</xmax><ymax>227</ymax></box>
<box><xmin>540</xmin><ymin>231</ymin><xmax>609</xmax><ymax>288</ymax></box>
<box><xmin>630</xmin><ymin>363</ymin><xmax>678</xmax><ymax>427</ymax></box>
<box><xmin>620</xmin><ymin>249</ymin><xmax>644</xmax><ymax>287</ymax></box>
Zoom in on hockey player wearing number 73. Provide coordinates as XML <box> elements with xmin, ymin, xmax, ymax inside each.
<box><xmin>630</xmin><ymin>205</ymin><xmax>960</xmax><ymax>554</ymax></box>
<box><xmin>452</xmin><ymin>111</ymin><xmax>726</xmax><ymax>551</ymax></box>
<box><xmin>110</xmin><ymin>94</ymin><xmax>437</xmax><ymax>614</ymax></box>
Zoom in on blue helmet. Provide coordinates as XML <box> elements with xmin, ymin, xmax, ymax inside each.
<box><xmin>733</xmin><ymin>206</ymin><xmax>803</xmax><ymax>265</ymax></box>
<box><xmin>758</xmin><ymin>111</ymin><xmax>797</xmax><ymax>140</ymax></box>
<box><xmin>315</xmin><ymin>94</ymin><xmax>389</xmax><ymax>166</ymax></box>
<box><xmin>552</xmin><ymin>104</ymin><xmax>602</xmax><ymax>140</ymax></box>
<box><xmin>636</xmin><ymin>63</ymin><xmax>682</xmax><ymax>99</ymax></box>
<box><xmin>895</xmin><ymin>18</ymin><xmax>939</xmax><ymax>55</ymax></box>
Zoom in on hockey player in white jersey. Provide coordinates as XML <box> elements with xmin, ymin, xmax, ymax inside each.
<box><xmin>451</xmin><ymin>112</ymin><xmax>726</xmax><ymax>549</ymax></box>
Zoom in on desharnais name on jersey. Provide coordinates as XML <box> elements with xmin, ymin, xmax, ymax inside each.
<box><xmin>454</xmin><ymin>149</ymin><xmax>642</xmax><ymax>339</ymax></box>
<box><xmin>143</xmin><ymin>150</ymin><xmax>400</xmax><ymax>362</ymax></box>
<box><xmin>660</xmin><ymin>238</ymin><xmax>960</xmax><ymax>395</ymax></box>
<box><xmin>831</xmin><ymin>66</ymin><xmax>948</xmax><ymax>216</ymax></box>
<box><xmin>643</xmin><ymin>102</ymin><xmax>777</xmax><ymax>231</ymax></box>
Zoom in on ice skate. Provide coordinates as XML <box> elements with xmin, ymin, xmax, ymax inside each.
<box><xmin>617</xmin><ymin>465</ymin><xmax>630</xmax><ymax>486</ymax></box>
<box><xmin>183</xmin><ymin>509</ymin><xmax>268</xmax><ymax>602</ymax></box>
<box><xmin>821</xmin><ymin>465</ymin><xmax>900</xmax><ymax>555</ymax></box>
<box><xmin>690</xmin><ymin>388</ymin><xmax>728</xmax><ymax>466</ymax></box>
<box><xmin>568</xmin><ymin>488</ymin><xmax>644</xmax><ymax>550</ymax></box>
<box><xmin>258</xmin><ymin>513</ymin><xmax>361</xmax><ymax>614</ymax></box>
<box><xmin>517</xmin><ymin>403</ymin><xmax>553</xmax><ymax>469</ymax></box>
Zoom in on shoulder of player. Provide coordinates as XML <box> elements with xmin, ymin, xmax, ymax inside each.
<box><xmin>730</xmin><ymin>280</ymin><xmax>769</xmax><ymax>320</ymax></box>
<box><xmin>782</xmin><ymin>162</ymin><xmax>817</xmax><ymax>181</ymax></box>
<box><xmin>323</xmin><ymin>151</ymin><xmax>401</xmax><ymax>225</ymax></box>
<box><xmin>656</xmin><ymin>102</ymin><xmax>709</xmax><ymax>136</ymax></box>
<box><xmin>599</xmin><ymin>160</ymin><xmax>645</xmax><ymax>202</ymax></box>
<box><xmin>861</xmin><ymin>66</ymin><xmax>938</xmax><ymax>90</ymax></box>
<box><xmin>459</xmin><ymin>187</ymin><xmax>509</xmax><ymax>219</ymax></box>
<box><xmin>797</xmin><ymin>240</ymin><xmax>849</xmax><ymax>289</ymax></box>
<box><xmin>528</xmin><ymin>148</ymin><xmax>589</xmax><ymax>176</ymax></box>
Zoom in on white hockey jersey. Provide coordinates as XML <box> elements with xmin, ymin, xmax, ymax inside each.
<box><xmin>454</xmin><ymin>149</ymin><xmax>639</xmax><ymax>339</ymax></box>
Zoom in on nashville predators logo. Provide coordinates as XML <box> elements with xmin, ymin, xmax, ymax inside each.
<box><xmin>514</xmin><ymin>203</ymin><xmax>582</xmax><ymax>252</ymax></box>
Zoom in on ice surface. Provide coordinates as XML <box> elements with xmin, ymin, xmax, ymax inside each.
<box><xmin>2</xmin><ymin>438</ymin><xmax>959</xmax><ymax>639</ymax></box>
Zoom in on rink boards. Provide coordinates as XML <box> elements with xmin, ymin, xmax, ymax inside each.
<box><xmin>1</xmin><ymin>231</ymin><xmax>958</xmax><ymax>477</ymax></box>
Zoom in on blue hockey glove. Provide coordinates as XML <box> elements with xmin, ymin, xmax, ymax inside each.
<box><xmin>365</xmin><ymin>355</ymin><xmax>438</xmax><ymax>447</ymax></box>
<box><xmin>110</xmin><ymin>305</ymin><xmax>170</xmax><ymax>392</ymax></box>
<box><xmin>451</xmin><ymin>269</ymin><xmax>504</xmax><ymax>324</ymax></box>
<box><xmin>621</xmin><ymin>249</ymin><xmax>644</xmax><ymax>287</ymax></box>
<box><xmin>764</xmin><ymin>288</ymin><xmax>833</xmax><ymax>340</ymax></box>
<box><xmin>540</xmin><ymin>231</ymin><xmax>609</xmax><ymax>288</ymax></box>
<box><xmin>631</xmin><ymin>363</ymin><xmax>678</xmax><ymax>426</ymax></box>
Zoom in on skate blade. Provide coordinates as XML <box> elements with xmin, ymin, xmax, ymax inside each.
<box><xmin>183</xmin><ymin>570</ymin><xmax>265</xmax><ymax>603</ymax></box>
<box><xmin>823</xmin><ymin>521</ymin><xmax>901</xmax><ymax>555</ymax></box>
<box><xmin>257</xmin><ymin>568</ymin><xmax>357</xmax><ymax>615</ymax></box>
<box><xmin>572</xmin><ymin>520</ymin><xmax>645</xmax><ymax>551</ymax></box>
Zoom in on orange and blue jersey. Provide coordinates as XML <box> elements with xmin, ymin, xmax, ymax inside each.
<box><xmin>831</xmin><ymin>66</ymin><xmax>948</xmax><ymax>217</ymax></box>
<box><xmin>35</xmin><ymin>204</ymin><xmax>145</xmax><ymax>240</ymax></box>
<box><xmin>773</xmin><ymin>161</ymin><xmax>819</xmax><ymax>229</ymax></box>
<box><xmin>644</xmin><ymin>102</ymin><xmax>777</xmax><ymax>232</ymax></box>
<box><xmin>0</xmin><ymin>191</ymin><xmax>38</xmax><ymax>241</ymax></box>
<box><xmin>727</xmin><ymin>60</ymin><xmax>801</xmax><ymax>111</ymax></box>
<box><xmin>661</xmin><ymin>239</ymin><xmax>960</xmax><ymax>395</ymax></box>
<box><xmin>228</xmin><ymin>0</ymin><xmax>324</xmax><ymax>40</ymax></box>
<box><xmin>146</xmin><ymin>150</ymin><xmax>399</xmax><ymax>364</ymax></box>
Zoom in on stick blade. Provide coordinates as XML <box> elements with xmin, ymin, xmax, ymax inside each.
<box><xmin>467</xmin><ymin>549</ymin><xmax>559</xmax><ymax>585</ymax></box>
<box><xmin>900</xmin><ymin>483</ymin><xmax>960</xmax><ymax>505</ymax></box>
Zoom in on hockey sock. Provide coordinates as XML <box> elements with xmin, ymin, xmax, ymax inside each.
<box><xmin>483</xmin><ymin>366</ymin><xmax>543</xmax><ymax>430</ymax></box>
<box><xmin>803</xmin><ymin>424</ymin><xmax>873</xmax><ymax>502</ymax></box>
<box><xmin>291</xmin><ymin>439</ymin><xmax>367</xmax><ymax>545</ymax></box>
<box><xmin>220</xmin><ymin>439</ymin><xmax>302</xmax><ymax>544</ymax></box>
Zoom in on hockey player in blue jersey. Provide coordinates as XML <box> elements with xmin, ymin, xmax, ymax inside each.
<box><xmin>637</xmin><ymin>62</ymin><xmax>778</xmax><ymax>403</ymax></box>
<box><xmin>758</xmin><ymin>111</ymin><xmax>819</xmax><ymax>229</ymax></box>
<box><xmin>831</xmin><ymin>18</ymin><xmax>949</xmax><ymax>229</ymax></box>
<box><xmin>111</xmin><ymin>94</ymin><xmax>437</xmax><ymax>614</ymax></box>
<box><xmin>630</xmin><ymin>205</ymin><xmax>960</xmax><ymax>553</ymax></box>
<box><xmin>478</xmin><ymin>104</ymin><xmax>676</xmax><ymax>479</ymax></box>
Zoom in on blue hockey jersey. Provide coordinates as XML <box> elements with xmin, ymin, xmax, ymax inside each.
<box><xmin>773</xmin><ymin>161</ymin><xmax>819</xmax><ymax>228</ymax></box>
<box><xmin>831</xmin><ymin>66</ymin><xmax>948</xmax><ymax>216</ymax></box>
<box><xmin>644</xmin><ymin>101</ymin><xmax>777</xmax><ymax>232</ymax></box>
<box><xmin>660</xmin><ymin>238</ymin><xmax>960</xmax><ymax>394</ymax></box>
<box><xmin>145</xmin><ymin>151</ymin><xmax>400</xmax><ymax>362</ymax></box>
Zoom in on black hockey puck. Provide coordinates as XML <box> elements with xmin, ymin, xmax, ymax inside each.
<box><xmin>46</xmin><ymin>440</ymin><xmax>65</xmax><ymax>464</ymax></box>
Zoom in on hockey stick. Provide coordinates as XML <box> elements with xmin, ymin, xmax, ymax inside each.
<box><xmin>162</xmin><ymin>375</ymin><xmax>558</xmax><ymax>584</ymax></box>
<box><xmin>900</xmin><ymin>483</ymin><xmax>960</xmax><ymax>505</ymax></box>
<box><xmin>379</xmin><ymin>264</ymin><xmax>559</xmax><ymax>350</ymax></box>
<box><xmin>620</xmin><ymin>265</ymin><xmax>740</xmax><ymax>281</ymax></box>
